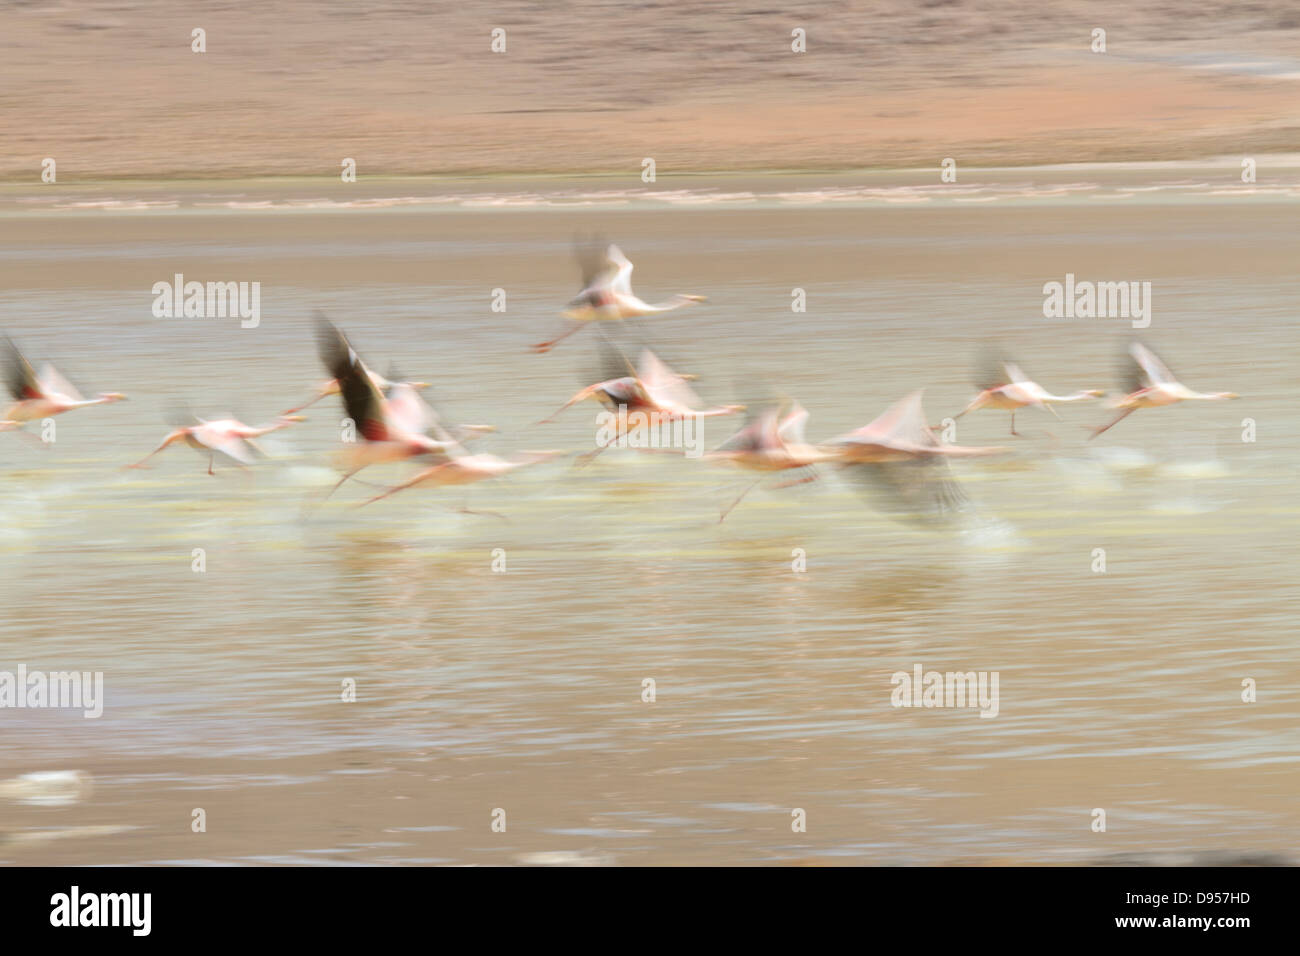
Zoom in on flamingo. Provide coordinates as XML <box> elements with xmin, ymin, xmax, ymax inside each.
<box><xmin>3</xmin><ymin>336</ymin><xmax>125</xmax><ymax>430</ymax></box>
<box><xmin>955</xmin><ymin>355</ymin><xmax>1103</xmax><ymax>436</ymax></box>
<box><xmin>282</xmin><ymin>369</ymin><xmax>430</xmax><ymax>416</ymax></box>
<box><xmin>1089</xmin><ymin>342</ymin><xmax>1239</xmax><ymax>439</ymax></box>
<box><xmin>362</xmin><ymin>449</ymin><xmax>564</xmax><ymax>507</ymax></box>
<box><xmin>126</xmin><ymin>414</ymin><xmax>305</xmax><ymax>474</ymax></box>
<box><xmin>538</xmin><ymin>343</ymin><xmax>743</xmax><ymax>462</ymax></box>
<box><xmin>704</xmin><ymin>400</ymin><xmax>838</xmax><ymax>521</ymax></box>
<box><xmin>284</xmin><ymin>314</ymin><xmax>439</xmax><ymax>414</ymax></box>
<box><xmin>314</xmin><ymin>316</ymin><xmax>492</xmax><ymax>498</ymax></box>
<box><xmin>533</xmin><ymin>239</ymin><xmax>705</xmax><ymax>353</ymax></box>
<box><xmin>827</xmin><ymin>390</ymin><xmax>1009</xmax><ymax>523</ymax></box>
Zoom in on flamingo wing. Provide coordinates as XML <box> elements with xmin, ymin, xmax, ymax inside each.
<box><xmin>1003</xmin><ymin>362</ymin><xmax>1031</xmax><ymax>384</ymax></box>
<box><xmin>36</xmin><ymin>363</ymin><xmax>84</xmax><ymax>403</ymax></box>
<box><xmin>607</xmin><ymin>244</ymin><xmax>635</xmax><ymax>295</ymax></box>
<box><xmin>1130</xmin><ymin>341</ymin><xmax>1175</xmax><ymax>388</ymax></box>
<box><xmin>316</xmin><ymin>314</ymin><xmax>395</xmax><ymax>441</ymax></box>
<box><xmin>842</xmin><ymin>456</ymin><xmax>971</xmax><ymax>525</ymax></box>
<box><xmin>974</xmin><ymin>347</ymin><xmax>1011</xmax><ymax>391</ymax></box>
<box><xmin>777</xmin><ymin>402</ymin><xmax>810</xmax><ymax>444</ymax></box>
<box><xmin>4</xmin><ymin>337</ymin><xmax>42</xmax><ymax>401</ymax></box>
<box><xmin>191</xmin><ymin>426</ymin><xmax>258</xmax><ymax>465</ymax></box>
<box><xmin>714</xmin><ymin>404</ymin><xmax>780</xmax><ymax>453</ymax></box>
<box><xmin>842</xmin><ymin>390</ymin><xmax>937</xmax><ymax>449</ymax></box>
<box><xmin>638</xmin><ymin>348</ymin><xmax>702</xmax><ymax>410</ymax></box>
<box><xmin>386</xmin><ymin>382</ymin><xmax>438</xmax><ymax>436</ymax></box>
<box><xmin>574</xmin><ymin>233</ymin><xmax>615</xmax><ymax>290</ymax></box>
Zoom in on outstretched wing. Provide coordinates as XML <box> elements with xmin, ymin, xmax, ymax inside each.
<box><xmin>607</xmin><ymin>244</ymin><xmax>635</xmax><ymax>295</ymax></box>
<box><xmin>4</xmin><ymin>337</ymin><xmax>42</xmax><ymax>401</ymax></box>
<box><xmin>842</xmin><ymin>457</ymin><xmax>971</xmax><ymax>526</ymax></box>
<box><xmin>974</xmin><ymin>347</ymin><xmax>1012</xmax><ymax>392</ymax></box>
<box><xmin>316</xmin><ymin>314</ymin><xmax>393</xmax><ymax>441</ymax></box>
<box><xmin>713</xmin><ymin>403</ymin><xmax>780</xmax><ymax>453</ymax></box>
<box><xmin>36</xmin><ymin>363</ymin><xmax>84</xmax><ymax>403</ymax></box>
<box><xmin>776</xmin><ymin>402</ymin><xmax>809</xmax><ymax>444</ymax></box>
<box><xmin>846</xmin><ymin>390</ymin><xmax>939</xmax><ymax>449</ymax></box>
<box><xmin>574</xmin><ymin>233</ymin><xmax>614</xmax><ymax>290</ymax></box>
<box><xmin>1129</xmin><ymin>341</ymin><xmax>1174</xmax><ymax>391</ymax></box>
<box><xmin>638</xmin><ymin>348</ymin><xmax>702</xmax><ymax>410</ymax></box>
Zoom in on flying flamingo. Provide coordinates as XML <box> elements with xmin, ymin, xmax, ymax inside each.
<box><xmin>362</xmin><ymin>449</ymin><xmax>564</xmax><ymax>508</ymax></box>
<box><xmin>1089</xmin><ymin>342</ymin><xmax>1239</xmax><ymax>439</ymax></box>
<box><xmin>3</xmin><ymin>336</ymin><xmax>125</xmax><ymax>432</ymax></box>
<box><xmin>314</xmin><ymin>316</ymin><xmax>493</xmax><ymax>498</ymax></box>
<box><xmin>538</xmin><ymin>344</ymin><xmax>743</xmax><ymax>462</ymax></box>
<box><xmin>282</xmin><ymin>313</ymin><xmax>435</xmax><ymax>414</ymax></box>
<box><xmin>282</xmin><ymin>369</ymin><xmax>430</xmax><ymax>416</ymax></box>
<box><xmin>955</xmin><ymin>355</ymin><xmax>1103</xmax><ymax>436</ymax></box>
<box><xmin>827</xmin><ymin>390</ymin><xmax>1009</xmax><ymax>522</ymax></box>
<box><xmin>533</xmin><ymin>239</ymin><xmax>705</xmax><ymax>353</ymax></box>
<box><xmin>126</xmin><ymin>414</ymin><xmax>305</xmax><ymax>474</ymax></box>
<box><xmin>704</xmin><ymin>400</ymin><xmax>839</xmax><ymax>521</ymax></box>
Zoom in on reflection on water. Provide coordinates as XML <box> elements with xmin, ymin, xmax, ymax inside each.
<box><xmin>0</xmin><ymin>184</ymin><xmax>1297</xmax><ymax>864</ymax></box>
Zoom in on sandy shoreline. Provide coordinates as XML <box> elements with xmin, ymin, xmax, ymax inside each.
<box><xmin>3</xmin><ymin>1</ymin><xmax>1298</xmax><ymax>181</ymax></box>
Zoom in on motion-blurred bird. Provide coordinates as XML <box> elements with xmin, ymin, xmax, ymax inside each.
<box><xmin>956</xmin><ymin>353</ymin><xmax>1103</xmax><ymax>436</ymax></box>
<box><xmin>704</xmin><ymin>400</ymin><xmax>837</xmax><ymax>521</ymax></box>
<box><xmin>126</xmin><ymin>413</ymin><xmax>305</xmax><ymax>474</ymax></box>
<box><xmin>828</xmin><ymin>390</ymin><xmax>1009</xmax><ymax>523</ymax></box>
<box><xmin>3</xmin><ymin>336</ymin><xmax>125</xmax><ymax>430</ymax></box>
<box><xmin>533</xmin><ymin>238</ymin><xmax>705</xmax><ymax>353</ymax></box>
<box><xmin>315</xmin><ymin>315</ymin><xmax>492</xmax><ymax>497</ymax></box>
<box><xmin>362</xmin><ymin>449</ymin><xmax>564</xmax><ymax>507</ymax></box>
<box><xmin>1089</xmin><ymin>342</ymin><xmax>1239</xmax><ymax>439</ymax></box>
<box><xmin>538</xmin><ymin>343</ymin><xmax>743</xmax><ymax>462</ymax></box>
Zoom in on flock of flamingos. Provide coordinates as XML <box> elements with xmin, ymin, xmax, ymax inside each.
<box><xmin>2</xmin><ymin>240</ymin><xmax>1240</xmax><ymax>523</ymax></box>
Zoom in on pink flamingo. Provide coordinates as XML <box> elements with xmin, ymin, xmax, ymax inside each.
<box><xmin>3</xmin><ymin>336</ymin><xmax>125</xmax><ymax>431</ymax></box>
<box><xmin>827</xmin><ymin>390</ymin><xmax>1009</xmax><ymax>522</ymax></box>
<box><xmin>282</xmin><ymin>371</ymin><xmax>430</xmax><ymax>416</ymax></box>
<box><xmin>362</xmin><ymin>449</ymin><xmax>564</xmax><ymax>507</ymax></box>
<box><xmin>126</xmin><ymin>414</ymin><xmax>305</xmax><ymax>474</ymax></box>
<box><xmin>704</xmin><ymin>401</ymin><xmax>838</xmax><ymax>521</ymax></box>
<box><xmin>315</xmin><ymin>316</ymin><xmax>493</xmax><ymax>498</ymax></box>
<box><xmin>955</xmin><ymin>357</ymin><xmax>1102</xmax><ymax>436</ymax></box>
<box><xmin>534</xmin><ymin>240</ymin><xmax>705</xmax><ymax>353</ymax></box>
<box><xmin>283</xmin><ymin>314</ymin><xmax>432</xmax><ymax>414</ymax></box>
<box><xmin>1090</xmin><ymin>342</ymin><xmax>1239</xmax><ymax>439</ymax></box>
<box><xmin>538</xmin><ymin>346</ymin><xmax>743</xmax><ymax>463</ymax></box>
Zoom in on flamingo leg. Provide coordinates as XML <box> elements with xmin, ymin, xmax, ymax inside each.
<box><xmin>454</xmin><ymin>500</ymin><xmax>510</xmax><ymax>521</ymax></box>
<box><xmin>124</xmin><ymin>431</ymin><xmax>186</xmax><ymax>470</ymax></box>
<box><xmin>361</xmin><ymin>464</ymin><xmax>446</xmax><ymax>506</ymax></box>
<box><xmin>532</xmin><ymin>322</ymin><xmax>584</xmax><ymax>354</ymax></box>
<box><xmin>282</xmin><ymin>387</ymin><xmax>329</xmax><ymax>416</ymax></box>
<box><xmin>1089</xmin><ymin>407</ymin><xmax>1136</xmax><ymax>440</ymax></box>
<box><xmin>537</xmin><ymin>385</ymin><xmax>603</xmax><ymax>425</ymax></box>
<box><xmin>772</xmin><ymin>469</ymin><xmax>819</xmax><ymax>490</ymax></box>
<box><xmin>322</xmin><ymin>469</ymin><xmax>360</xmax><ymax>501</ymax></box>
<box><xmin>1010</xmin><ymin>410</ymin><xmax>1019</xmax><ymax>437</ymax></box>
<box><xmin>208</xmin><ymin>453</ymin><xmax>215</xmax><ymax>476</ymax></box>
<box><xmin>719</xmin><ymin>477</ymin><xmax>765</xmax><ymax>523</ymax></box>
